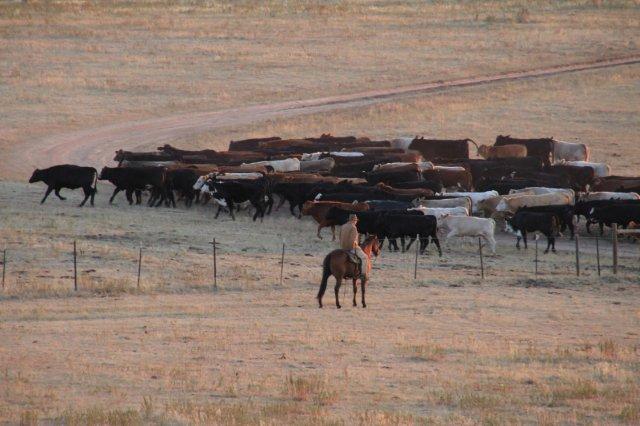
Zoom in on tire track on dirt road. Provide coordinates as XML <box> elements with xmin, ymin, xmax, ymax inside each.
<box><xmin>17</xmin><ymin>55</ymin><xmax>640</xmax><ymax>177</ymax></box>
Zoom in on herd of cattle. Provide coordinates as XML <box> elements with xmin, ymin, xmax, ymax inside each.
<box><xmin>28</xmin><ymin>134</ymin><xmax>640</xmax><ymax>255</ymax></box>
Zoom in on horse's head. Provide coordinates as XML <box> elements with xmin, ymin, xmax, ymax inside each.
<box><xmin>364</xmin><ymin>235</ymin><xmax>381</xmax><ymax>257</ymax></box>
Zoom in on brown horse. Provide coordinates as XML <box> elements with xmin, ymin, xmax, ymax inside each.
<box><xmin>317</xmin><ymin>235</ymin><xmax>381</xmax><ymax>309</ymax></box>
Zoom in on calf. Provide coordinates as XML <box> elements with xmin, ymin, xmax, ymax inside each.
<box><xmin>438</xmin><ymin>215</ymin><xmax>497</xmax><ymax>254</ymax></box>
<box><xmin>517</xmin><ymin>205</ymin><xmax>575</xmax><ymax>239</ymax></box>
<box><xmin>210</xmin><ymin>178</ymin><xmax>271</xmax><ymax>221</ymax></box>
<box><xmin>29</xmin><ymin>165</ymin><xmax>97</xmax><ymax>207</ymax></box>
<box><xmin>505</xmin><ymin>211</ymin><xmax>559</xmax><ymax>253</ymax></box>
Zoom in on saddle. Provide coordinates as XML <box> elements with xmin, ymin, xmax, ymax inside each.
<box><xmin>342</xmin><ymin>250</ymin><xmax>363</xmax><ymax>278</ymax></box>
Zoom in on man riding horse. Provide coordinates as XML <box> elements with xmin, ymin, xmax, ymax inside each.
<box><xmin>318</xmin><ymin>215</ymin><xmax>380</xmax><ymax>309</ymax></box>
<box><xmin>339</xmin><ymin>214</ymin><xmax>369</xmax><ymax>280</ymax></box>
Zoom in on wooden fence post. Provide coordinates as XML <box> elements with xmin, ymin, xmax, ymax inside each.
<box><xmin>534</xmin><ymin>235</ymin><xmax>539</xmax><ymax>276</ymax></box>
<box><xmin>413</xmin><ymin>237</ymin><xmax>419</xmax><ymax>280</ymax></box>
<box><xmin>73</xmin><ymin>240</ymin><xmax>78</xmax><ymax>291</ymax></box>
<box><xmin>575</xmin><ymin>234</ymin><xmax>580</xmax><ymax>277</ymax></box>
<box><xmin>2</xmin><ymin>249</ymin><xmax>6</xmax><ymax>289</ymax></box>
<box><xmin>137</xmin><ymin>247</ymin><xmax>143</xmax><ymax>289</ymax></box>
<box><xmin>612</xmin><ymin>224</ymin><xmax>618</xmax><ymax>275</ymax></box>
<box><xmin>212</xmin><ymin>237</ymin><xmax>218</xmax><ymax>290</ymax></box>
<box><xmin>280</xmin><ymin>240</ymin><xmax>285</xmax><ymax>285</ymax></box>
<box><xmin>595</xmin><ymin>234</ymin><xmax>601</xmax><ymax>276</ymax></box>
<box><xmin>479</xmin><ymin>237</ymin><xmax>484</xmax><ymax>279</ymax></box>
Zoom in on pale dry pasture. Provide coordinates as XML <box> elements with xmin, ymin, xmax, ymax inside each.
<box><xmin>2</xmin><ymin>0</ymin><xmax>640</xmax><ymax>424</ymax></box>
<box><xmin>1</xmin><ymin>181</ymin><xmax>640</xmax><ymax>424</ymax></box>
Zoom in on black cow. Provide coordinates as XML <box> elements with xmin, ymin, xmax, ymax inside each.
<box><xmin>98</xmin><ymin>166</ymin><xmax>172</xmax><ymax>207</ymax></box>
<box><xmin>29</xmin><ymin>165</ymin><xmax>98</xmax><ymax>207</ymax></box>
<box><xmin>272</xmin><ymin>182</ymin><xmax>325</xmax><ymax>217</ymax></box>
<box><xmin>166</xmin><ymin>168</ymin><xmax>199</xmax><ymax>207</ymax></box>
<box><xmin>506</xmin><ymin>211</ymin><xmax>559</xmax><ymax>253</ymax></box>
<box><xmin>393</xmin><ymin>179</ymin><xmax>444</xmax><ymax>193</ymax></box>
<box><xmin>495</xmin><ymin>135</ymin><xmax>555</xmax><ymax>166</ymax></box>
<box><xmin>574</xmin><ymin>199</ymin><xmax>640</xmax><ymax>233</ymax></box>
<box><xmin>517</xmin><ymin>205</ymin><xmax>575</xmax><ymax>239</ymax></box>
<box><xmin>587</xmin><ymin>205</ymin><xmax>640</xmax><ymax>236</ymax></box>
<box><xmin>374</xmin><ymin>214</ymin><xmax>442</xmax><ymax>256</ymax></box>
<box><xmin>211</xmin><ymin>178</ymin><xmax>271</xmax><ymax>221</ymax></box>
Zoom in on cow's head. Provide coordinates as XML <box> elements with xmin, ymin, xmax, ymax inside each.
<box><xmin>28</xmin><ymin>169</ymin><xmax>42</xmax><ymax>183</ymax></box>
<box><xmin>113</xmin><ymin>149</ymin><xmax>124</xmax><ymax>162</ymax></box>
<box><xmin>98</xmin><ymin>167</ymin><xmax>112</xmax><ymax>180</ymax></box>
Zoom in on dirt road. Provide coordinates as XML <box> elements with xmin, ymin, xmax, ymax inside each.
<box><xmin>13</xmin><ymin>55</ymin><xmax>640</xmax><ymax>178</ymax></box>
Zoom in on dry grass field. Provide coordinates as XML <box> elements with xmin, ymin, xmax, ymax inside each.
<box><xmin>1</xmin><ymin>181</ymin><xmax>640</xmax><ymax>424</ymax></box>
<box><xmin>2</xmin><ymin>0</ymin><xmax>640</xmax><ymax>424</ymax></box>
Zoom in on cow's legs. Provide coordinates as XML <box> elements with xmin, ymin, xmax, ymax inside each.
<box><xmin>89</xmin><ymin>185</ymin><xmax>96</xmax><ymax>206</ymax></box>
<box><xmin>405</xmin><ymin>235</ymin><xmax>417</xmax><ymax>251</ymax></box>
<box><xmin>109</xmin><ymin>187</ymin><xmax>121</xmax><ymax>204</ymax></box>
<box><xmin>135</xmin><ymin>190</ymin><xmax>142</xmax><ymax>205</ymax></box>
<box><xmin>275</xmin><ymin>195</ymin><xmax>286</xmax><ymax>211</ymax></box>
<box><xmin>522</xmin><ymin>232</ymin><xmax>528</xmax><ymax>249</ymax></box>
<box><xmin>352</xmin><ymin>279</ymin><xmax>357</xmax><ymax>307</ymax></box>
<box><xmin>228</xmin><ymin>199</ymin><xmax>236</xmax><ymax>220</ymax></box>
<box><xmin>400</xmin><ymin>236</ymin><xmax>407</xmax><ymax>252</ymax></box>
<box><xmin>317</xmin><ymin>224</ymin><xmax>324</xmax><ymax>240</ymax></box>
<box><xmin>550</xmin><ymin>236</ymin><xmax>556</xmax><ymax>253</ymax></box>
<box><xmin>331</xmin><ymin>225</ymin><xmax>336</xmax><ymax>241</ymax></box>
<box><xmin>599</xmin><ymin>222</ymin><xmax>605</xmax><ymax>236</ymax></box>
<box><xmin>334</xmin><ymin>277</ymin><xmax>342</xmax><ymax>309</ymax></box>
<box><xmin>54</xmin><ymin>187</ymin><xmax>66</xmax><ymax>200</ymax></box>
<box><xmin>431</xmin><ymin>235</ymin><xmax>443</xmax><ymax>257</ymax></box>
<box><xmin>484</xmin><ymin>235</ymin><xmax>497</xmax><ymax>254</ymax></box>
<box><xmin>126</xmin><ymin>189</ymin><xmax>135</xmax><ymax>205</ymax></box>
<box><xmin>41</xmin><ymin>186</ymin><xmax>54</xmax><ymax>204</ymax></box>
<box><xmin>79</xmin><ymin>186</ymin><xmax>91</xmax><ymax>207</ymax></box>
<box><xmin>214</xmin><ymin>205</ymin><xmax>222</xmax><ymax>219</ymax></box>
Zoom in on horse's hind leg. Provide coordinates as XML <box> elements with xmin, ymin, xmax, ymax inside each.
<box><xmin>334</xmin><ymin>277</ymin><xmax>342</xmax><ymax>309</ymax></box>
<box><xmin>352</xmin><ymin>279</ymin><xmax>357</xmax><ymax>307</ymax></box>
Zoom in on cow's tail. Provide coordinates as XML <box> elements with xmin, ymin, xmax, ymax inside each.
<box><xmin>91</xmin><ymin>168</ymin><xmax>98</xmax><ymax>194</ymax></box>
<box><xmin>317</xmin><ymin>254</ymin><xmax>332</xmax><ymax>301</ymax></box>
<box><xmin>584</xmin><ymin>144</ymin><xmax>591</xmax><ymax>162</ymax></box>
<box><xmin>466</xmin><ymin>138</ymin><xmax>480</xmax><ymax>150</ymax></box>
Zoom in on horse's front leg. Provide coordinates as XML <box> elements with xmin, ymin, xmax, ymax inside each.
<box><xmin>334</xmin><ymin>277</ymin><xmax>342</xmax><ymax>309</ymax></box>
<box><xmin>361</xmin><ymin>277</ymin><xmax>366</xmax><ymax>308</ymax></box>
<box><xmin>352</xmin><ymin>279</ymin><xmax>358</xmax><ymax>307</ymax></box>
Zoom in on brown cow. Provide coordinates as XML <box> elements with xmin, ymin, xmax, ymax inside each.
<box><xmin>302</xmin><ymin>201</ymin><xmax>370</xmax><ymax>240</ymax></box>
<box><xmin>423</xmin><ymin>168</ymin><xmax>473</xmax><ymax>191</ymax></box>
<box><xmin>474</xmin><ymin>144</ymin><xmax>527</xmax><ymax>159</ymax></box>
<box><xmin>375</xmin><ymin>183</ymin><xmax>434</xmax><ymax>198</ymax></box>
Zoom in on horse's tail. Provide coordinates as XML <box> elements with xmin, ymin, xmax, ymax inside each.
<box><xmin>317</xmin><ymin>254</ymin><xmax>332</xmax><ymax>301</ymax></box>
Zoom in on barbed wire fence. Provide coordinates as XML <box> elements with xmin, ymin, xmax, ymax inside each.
<box><xmin>0</xmin><ymin>224</ymin><xmax>638</xmax><ymax>298</ymax></box>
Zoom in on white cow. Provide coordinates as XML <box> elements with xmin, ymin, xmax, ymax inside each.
<box><xmin>193</xmin><ymin>172</ymin><xmax>262</xmax><ymax>191</ymax></box>
<box><xmin>373</xmin><ymin>161</ymin><xmax>434</xmax><ymax>172</ymax></box>
<box><xmin>414</xmin><ymin>197</ymin><xmax>472</xmax><ymax>212</ymax></box>
<box><xmin>434</xmin><ymin>165</ymin><xmax>466</xmax><ymax>172</ymax></box>
<box><xmin>578</xmin><ymin>191</ymin><xmax>640</xmax><ymax>202</ymax></box>
<box><xmin>390</xmin><ymin>137</ymin><xmax>414</xmax><ymax>151</ymax></box>
<box><xmin>438</xmin><ymin>215</ymin><xmax>497</xmax><ymax>254</ymax></box>
<box><xmin>496</xmin><ymin>192</ymin><xmax>574</xmax><ymax>213</ymax></box>
<box><xmin>509</xmin><ymin>187</ymin><xmax>575</xmax><ymax>198</ymax></box>
<box><xmin>445</xmin><ymin>191</ymin><xmax>499</xmax><ymax>214</ymax></box>
<box><xmin>242</xmin><ymin>158</ymin><xmax>300</xmax><ymax>172</ymax></box>
<box><xmin>564</xmin><ymin>161</ymin><xmax>611</xmax><ymax>178</ymax></box>
<box><xmin>301</xmin><ymin>152</ymin><xmax>364</xmax><ymax>161</ymax></box>
<box><xmin>553</xmin><ymin>140</ymin><xmax>590</xmax><ymax>162</ymax></box>
<box><xmin>409</xmin><ymin>206</ymin><xmax>469</xmax><ymax>219</ymax></box>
